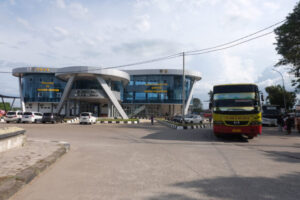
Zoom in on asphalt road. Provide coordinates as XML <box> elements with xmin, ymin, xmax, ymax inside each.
<box><xmin>2</xmin><ymin>122</ymin><xmax>300</xmax><ymax>200</ymax></box>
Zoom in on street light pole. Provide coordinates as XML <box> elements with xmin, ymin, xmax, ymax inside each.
<box><xmin>182</xmin><ymin>52</ymin><xmax>185</xmax><ymax>121</ymax></box>
<box><xmin>272</xmin><ymin>68</ymin><xmax>287</xmax><ymax>112</ymax></box>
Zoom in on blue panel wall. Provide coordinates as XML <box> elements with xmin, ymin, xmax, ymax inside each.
<box><xmin>22</xmin><ymin>74</ymin><xmax>66</xmax><ymax>102</ymax></box>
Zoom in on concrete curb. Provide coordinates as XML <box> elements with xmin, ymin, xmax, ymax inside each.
<box><xmin>97</xmin><ymin>120</ymin><xmax>139</xmax><ymax>124</ymax></box>
<box><xmin>158</xmin><ymin>120</ymin><xmax>209</xmax><ymax>130</ymax></box>
<box><xmin>0</xmin><ymin>141</ymin><xmax>70</xmax><ymax>200</ymax></box>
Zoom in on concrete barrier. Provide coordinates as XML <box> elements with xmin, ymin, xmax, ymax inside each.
<box><xmin>0</xmin><ymin>127</ymin><xmax>26</xmax><ymax>153</ymax></box>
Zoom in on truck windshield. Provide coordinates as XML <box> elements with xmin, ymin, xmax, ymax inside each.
<box><xmin>212</xmin><ymin>85</ymin><xmax>260</xmax><ymax>114</ymax></box>
<box><xmin>262</xmin><ymin>106</ymin><xmax>280</xmax><ymax>115</ymax></box>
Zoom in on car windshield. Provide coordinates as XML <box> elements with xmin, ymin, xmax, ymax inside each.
<box><xmin>7</xmin><ymin>112</ymin><xmax>16</xmax><ymax>115</ymax></box>
<box><xmin>81</xmin><ymin>113</ymin><xmax>90</xmax><ymax>116</ymax></box>
<box><xmin>43</xmin><ymin>113</ymin><xmax>52</xmax><ymax>116</ymax></box>
<box><xmin>23</xmin><ymin>112</ymin><xmax>32</xmax><ymax>115</ymax></box>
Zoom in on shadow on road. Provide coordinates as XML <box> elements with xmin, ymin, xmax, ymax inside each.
<box><xmin>142</xmin><ymin>128</ymin><xmax>249</xmax><ymax>143</ymax></box>
<box><xmin>148</xmin><ymin>173</ymin><xmax>300</xmax><ymax>200</ymax></box>
<box><xmin>264</xmin><ymin>151</ymin><xmax>300</xmax><ymax>163</ymax></box>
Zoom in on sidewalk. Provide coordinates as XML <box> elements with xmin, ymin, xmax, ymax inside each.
<box><xmin>0</xmin><ymin>140</ymin><xmax>70</xmax><ymax>200</ymax></box>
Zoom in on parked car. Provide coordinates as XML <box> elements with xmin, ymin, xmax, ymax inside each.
<box><xmin>21</xmin><ymin>112</ymin><xmax>43</xmax><ymax>123</ymax></box>
<box><xmin>4</xmin><ymin>111</ymin><xmax>23</xmax><ymax>123</ymax></box>
<box><xmin>79</xmin><ymin>112</ymin><xmax>97</xmax><ymax>124</ymax></box>
<box><xmin>42</xmin><ymin>113</ymin><xmax>62</xmax><ymax>124</ymax></box>
<box><xmin>184</xmin><ymin>115</ymin><xmax>203</xmax><ymax>124</ymax></box>
<box><xmin>172</xmin><ymin>115</ymin><xmax>183</xmax><ymax>123</ymax></box>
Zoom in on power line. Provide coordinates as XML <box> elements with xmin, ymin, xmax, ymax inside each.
<box><xmin>185</xmin><ymin>19</ymin><xmax>286</xmax><ymax>54</ymax></box>
<box><xmin>186</xmin><ymin>31</ymin><xmax>274</xmax><ymax>56</ymax></box>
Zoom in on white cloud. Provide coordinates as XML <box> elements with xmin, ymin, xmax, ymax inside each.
<box><xmin>225</xmin><ymin>0</ymin><xmax>262</xmax><ymax>20</ymax></box>
<box><xmin>56</xmin><ymin>0</ymin><xmax>66</xmax><ymax>9</ymax></box>
<box><xmin>264</xmin><ymin>2</ymin><xmax>280</xmax><ymax>12</ymax></box>
<box><xmin>218</xmin><ymin>53</ymin><xmax>257</xmax><ymax>83</ymax></box>
<box><xmin>55</xmin><ymin>0</ymin><xmax>88</xmax><ymax>18</ymax></box>
<box><xmin>16</xmin><ymin>17</ymin><xmax>31</xmax><ymax>30</ymax></box>
<box><xmin>69</xmin><ymin>2</ymin><xmax>89</xmax><ymax>18</ymax></box>
<box><xmin>53</xmin><ymin>26</ymin><xmax>69</xmax><ymax>36</ymax></box>
<box><xmin>136</xmin><ymin>15</ymin><xmax>151</xmax><ymax>32</ymax></box>
<box><xmin>9</xmin><ymin>0</ymin><xmax>16</xmax><ymax>5</ymax></box>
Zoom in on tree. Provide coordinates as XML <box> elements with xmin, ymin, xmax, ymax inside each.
<box><xmin>265</xmin><ymin>85</ymin><xmax>296</xmax><ymax>110</ymax></box>
<box><xmin>274</xmin><ymin>1</ymin><xmax>300</xmax><ymax>90</ymax></box>
<box><xmin>0</xmin><ymin>102</ymin><xmax>11</xmax><ymax>111</ymax></box>
<box><xmin>192</xmin><ymin>98</ymin><xmax>203</xmax><ymax>113</ymax></box>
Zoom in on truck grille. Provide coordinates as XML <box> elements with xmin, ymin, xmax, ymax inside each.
<box><xmin>225</xmin><ymin>121</ymin><xmax>249</xmax><ymax>126</ymax></box>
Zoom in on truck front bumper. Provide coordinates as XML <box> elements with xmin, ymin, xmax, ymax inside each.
<box><xmin>213</xmin><ymin>125</ymin><xmax>262</xmax><ymax>136</ymax></box>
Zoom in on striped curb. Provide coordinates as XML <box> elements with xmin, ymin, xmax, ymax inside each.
<box><xmin>97</xmin><ymin>120</ymin><xmax>139</xmax><ymax>124</ymax></box>
<box><xmin>158</xmin><ymin>120</ymin><xmax>209</xmax><ymax>130</ymax></box>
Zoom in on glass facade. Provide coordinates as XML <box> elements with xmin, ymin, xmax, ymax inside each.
<box><xmin>21</xmin><ymin>73</ymin><xmax>195</xmax><ymax>105</ymax></box>
<box><xmin>22</xmin><ymin>74</ymin><xmax>66</xmax><ymax>102</ymax></box>
<box><xmin>123</xmin><ymin>75</ymin><xmax>194</xmax><ymax>104</ymax></box>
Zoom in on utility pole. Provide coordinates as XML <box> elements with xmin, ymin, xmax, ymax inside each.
<box><xmin>272</xmin><ymin>69</ymin><xmax>287</xmax><ymax>112</ymax></box>
<box><xmin>182</xmin><ymin>52</ymin><xmax>185</xmax><ymax>122</ymax></box>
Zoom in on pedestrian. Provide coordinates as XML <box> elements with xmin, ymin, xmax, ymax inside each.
<box><xmin>277</xmin><ymin>114</ymin><xmax>283</xmax><ymax>132</ymax></box>
<box><xmin>150</xmin><ymin>115</ymin><xmax>154</xmax><ymax>125</ymax></box>
<box><xmin>209</xmin><ymin>116</ymin><xmax>212</xmax><ymax>127</ymax></box>
<box><xmin>286</xmin><ymin>115</ymin><xmax>293</xmax><ymax>135</ymax></box>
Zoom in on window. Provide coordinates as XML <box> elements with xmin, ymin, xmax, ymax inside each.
<box><xmin>38</xmin><ymin>92</ymin><xmax>42</xmax><ymax>97</ymax></box>
<box><xmin>56</xmin><ymin>93</ymin><xmax>62</xmax><ymax>98</ymax></box>
<box><xmin>135</xmin><ymin>80</ymin><xmax>145</xmax><ymax>85</ymax></box>
<box><xmin>135</xmin><ymin>93</ymin><xmax>146</xmax><ymax>100</ymax></box>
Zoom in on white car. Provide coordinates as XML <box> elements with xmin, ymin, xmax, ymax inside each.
<box><xmin>4</xmin><ymin>111</ymin><xmax>23</xmax><ymax>123</ymax></box>
<box><xmin>79</xmin><ymin>112</ymin><xmax>97</xmax><ymax>124</ymax></box>
<box><xmin>184</xmin><ymin>115</ymin><xmax>203</xmax><ymax>124</ymax></box>
<box><xmin>21</xmin><ymin>112</ymin><xmax>43</xmax><ymax>123</ymax></box>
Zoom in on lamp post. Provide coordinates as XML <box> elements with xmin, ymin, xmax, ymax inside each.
<box><xmin>182</xmin><ymin>52</ymin><xmax>185</xmax><ymax>123</ymax></box>
<box><xmin>272</xmin><ymin>68</ymin><xmax>287</xmax><ymax>112</ymax></box>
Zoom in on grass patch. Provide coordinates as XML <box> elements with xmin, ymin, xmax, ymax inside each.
<box><xmin>97</xmin><ymin>118</ymin><xmax>139</xmax><ymax>122</ymax></box>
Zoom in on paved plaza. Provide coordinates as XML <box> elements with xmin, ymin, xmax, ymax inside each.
<box><xmin>1</xmin><ymin>123</ymin><xmax>299</xmax><ymax>200</ymax></box>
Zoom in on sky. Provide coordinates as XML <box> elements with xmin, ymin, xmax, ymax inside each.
<box><xmin>0</xmin><ymin>0</ymin><xmax>299</xmax><ymax>108</ymax></box>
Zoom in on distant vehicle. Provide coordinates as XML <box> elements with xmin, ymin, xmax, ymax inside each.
<box><xmin>4</xmin><ymin>111</ymin><xmax>23</xmax><ymax>123</ymax></box>
<box><xmin>211</xmin><ymin>84</ymin><xmax>262</xmax><ymax>139</ymax></box>
<box><xmin>79</xmin><ymin>112</ymin><xmax>97</xmax><ymax>124</ymax></box>
<box><xmin>262</xmin><ymin>105</ymin><xmax>281</xmax><ymax>126</ymax></box>
<box><xmin>184</xmin><ymin>115</ymin><xmax>203</xmax><ymax>124</ymax></box>
<box><xmin>21</xmin><ymin>112</ymin><xmax>43</xmax><ymax>123</ymax></box>
<box><xmin>172</xmin><ymin>115</ymin><xmax>183</xmax><ymax>123</ymax></box>
<box><xmin>42</xmin><ymin>113</ymin><xmax>62</xmax><ymax>124</ymax></box>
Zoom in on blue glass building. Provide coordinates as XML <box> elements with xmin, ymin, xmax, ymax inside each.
<box><xmin>12</xmin><ymin>67</ymin><xmax>201</xmax><ymax>118</ymax></box>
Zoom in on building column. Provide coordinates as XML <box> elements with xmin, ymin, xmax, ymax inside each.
<box><xmin>96</xmin><ymin>76</ymin><xmax>128</xmax><ymax>119</ymax></box>
<box><xmin>184</xmin><ymin>82</ymin><xmax>196</xmax><ymax>115</ymax></box>
<box><xmin>18</xmin><ymin>77</ymin><xmax>25</xmax><ymax>112</ymax></box>
<box><xmin>108</xmin><ymin>102</ymin><xmax>112</xmax><ymax>117</ymax></box>
<box><xmin>57</xmin><ymin>75</ymin><xmax>75</xmax><ymax>115</ymax></box>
